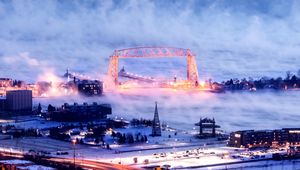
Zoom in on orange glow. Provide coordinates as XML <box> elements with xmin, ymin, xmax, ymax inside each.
<box><xmin>0</xmin><ymin>70</ymin><xmax>79</xmax><ymax>97</ymax></box>
<box><xmin>199</xmin><ymin>81</ymin><xmax>206</xmax><ymax>87</ymax></box>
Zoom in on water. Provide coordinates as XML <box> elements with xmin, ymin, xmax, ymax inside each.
<box><xmin>1</xmin><ymin>0</ymin><xmax>300</xmax><ymax>131</ymax></box>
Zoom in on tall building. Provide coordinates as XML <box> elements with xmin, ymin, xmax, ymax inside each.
<box><xmin>0</xmin><ymin>97</ymin><xmax>6</xmax><ymax>111</ymax></box>
<box><xmin>6</xmin><ymin>90</ymin><xmax>32</xmax><ymax>112</ymax></box>
<box><xmin>151</xmin><ymin>102</ymin><xmax>161</xmax><ymax>136</ymax></box>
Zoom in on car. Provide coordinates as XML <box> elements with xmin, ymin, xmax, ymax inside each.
<box><xmin>162</xmin><ymin>164</ymin><xmax>171</xmax><ymax>169</ymax></box>
<box><xmin>56</xmin><ymin>151</ymin><xmax>69</xmax><ymax>155</ymax></box>
<box><xmin>143</xmin><ymin>159</ymin><xmax>149</xmax><ymax>164</ymax></box>
<box><xmin>160</xmin><ymin>153</ymin><xmax>166</xmax><ymax>157</ymax></box>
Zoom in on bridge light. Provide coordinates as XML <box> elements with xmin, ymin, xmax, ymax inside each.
<box><xmin>199</xmin><ymin>81</ymin><xmax>205</xmax><ymax>87</ymax></box>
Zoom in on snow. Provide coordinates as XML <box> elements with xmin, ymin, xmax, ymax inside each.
<box><xmin>0</xmin><ymin>122</ymin><xmax>297</xmax><ymax>169</ymax></box>
<box><xmin>0</xmin><ymin>116</ymin><xmax>61</xmax><ymax>130</ymax></box>
<box><xmin>0</xmin><ymin>135</ymin><xmax>298</xmax><ymax>169</ymax></box>
<box><xmin>19</xmin><ymin>165</ymin><xmax>55</xmax><ymax>170</ymax></box>
<box><xmin>0</xmin><ymin>159</ymin><xmax>33</xmax><ymax>165</ymax></box>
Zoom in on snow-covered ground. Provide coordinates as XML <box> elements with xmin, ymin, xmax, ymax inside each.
<box><xmin>0</xmin><ymin>130</ymin><xmax>297</xmax><ymax>170</ymax></box>
<box><xmin>0</xmin><ymin>118</ymin><xmax>298</xmax><ymax>169</ymax></box>
<box><xmin>0</xmin><ymin>115</ymin><xmax>61</xmax><ymax>129</ymax></box>
<box><xmin>0</xmin><ymin>159</ymin><xmax>55</xmax><ymax>170</ymax></box>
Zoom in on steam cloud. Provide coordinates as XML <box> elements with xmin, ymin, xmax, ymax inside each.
<box><xmin>1</xmin><ymin>0</ymin><xmax>300</xmax><ymax>131</ymax></box>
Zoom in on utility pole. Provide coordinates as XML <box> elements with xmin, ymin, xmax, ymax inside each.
<box><xmin>72</xmin><ymin>139</ymin><xmax>76</xmax><ymax>170</ymax></box>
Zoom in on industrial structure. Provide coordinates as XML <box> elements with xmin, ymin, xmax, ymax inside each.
<box><xmin>151</xmin><ymin>102</ymin><xmax>162</xmax><ymax>136</ymax></box>
<box><xmin>195</xmin><ymin>117</ymin><xmax>220</xmax><ymax>138</ymax></box>
<box><xmin>228</xmin><ymin>128</ymin><xmax>300</xmax><ymax>148</ymax></box>
<box><xmin>106</xmin><ymin>47</ymin><xmax>199</xmax><ymax>90</ymax></box>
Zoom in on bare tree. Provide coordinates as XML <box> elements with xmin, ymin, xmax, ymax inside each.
<box><xmin>286</xmin><ymin>71</ymin><xmax>291</xmax><ymax>80</ymax></box>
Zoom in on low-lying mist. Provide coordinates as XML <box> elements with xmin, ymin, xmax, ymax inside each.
<box><xmin>34</xmin><ymin>88</ymin><xmax>300</xmax><ymax>131</ymax></box>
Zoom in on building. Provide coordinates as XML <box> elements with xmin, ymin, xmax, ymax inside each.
<box><xmin>48</xmin><ymin>102</ymin><xmax>112</xmax><ymax>121</ymax></box>
<box><xmin>0</xmin><ymin>97</ymin><xmax>6</xmax><ymax>111</ymax></box>
<box><xmin>195</xmin><ymin>117</ymin><xmax>220</xmax><ymax>138</ymax></box>
<box><xmin>228</xmin><ymin>128</ymin><xmax>300</xmax><ymax>148</ymax></box>
<box><xmin>6</xmin><ymin>90</ymin><xmax>32</xmax><ymax>112</ymax></box>
<box><xmin>73</xmin><ymin>78</ymin><xmax>103</xmax><ymax>96</ymax></box>
<box><xmin>0</xmin><ymin>78</ymin><xmax>13</xmax><ymax>87</ymax></box>
<box><xmin>77</xmin><ymin>80</ymin><xmax>103</xmax><ymax>96</ymax></box>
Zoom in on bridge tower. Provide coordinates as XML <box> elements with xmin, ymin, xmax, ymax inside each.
<box><xmin>187</xmin><ymin>52</ymin><xmax>199</xmax><ymax>86</ymax></box>
<box><xmin>107</xmin><ymin>55</ymin><xmax>119</xmax><ymax>86</ymax></box>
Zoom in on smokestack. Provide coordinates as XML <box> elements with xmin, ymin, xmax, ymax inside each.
<box><xmin>67</xmin><ymin>68</ymin><xmax>70</xmax><ymax>82</ymax></box>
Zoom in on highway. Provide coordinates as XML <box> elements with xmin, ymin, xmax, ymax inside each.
<box><xmin>0</xmin><ymin>150</ymin><xmax>140</xmax><ymax>170</ymax></box>
<box><xmin>48</xmin><ymin>157</ymin><xmax>140</xmax><ymax>170</ymax></box>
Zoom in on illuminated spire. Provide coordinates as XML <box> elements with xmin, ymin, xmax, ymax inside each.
<box><xmin>151</xmin><ymin>101</ymin><xmax>161</xmax><ymax>136</ymax></box>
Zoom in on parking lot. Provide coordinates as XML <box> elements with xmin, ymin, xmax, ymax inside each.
<box><xmin>0</xmin><ymin>137</ymin><xmax>87</xmax><ymax>153</ymax></box>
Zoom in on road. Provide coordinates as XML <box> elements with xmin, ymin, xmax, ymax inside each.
<box><xmin>0</xmin><ymin>150</ymin><xmax>140</xmax><ymax>170</ymax></box>
<box><xmin>49</xmin><ymin>157</ymin><xmax>140</xmax><ymax>170</ymax></box>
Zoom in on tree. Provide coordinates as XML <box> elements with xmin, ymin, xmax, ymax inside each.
<box><xmin>93</xmin><ymin>126</ymin><xmax>105</xmax><ymax>141</ymax></box>
<box><xmin>47</xmin><ymin>104</ymin><xmax>55</xmax><ymax>112</ymax></box>
<box><xmin>118</xmin><ymin>133</ymin><xmax>126</xmax><ymax>144</ymax></box>
<box><xmin>127</xmin><ymin>133</ymin><xmax>134</xmax><ymax>144</ymax></box>
<box><xmin>95</xmin><ymin>137</ymin><xmax>100</xmax><ymax>144</ymax></box>
<box><xmin>285</xmin><ymin>71</ymin><xmax>291</xmax><ymax>80</ymax></box>
<box><xmin>111</xmin><ymin>131</ymin><xmax>116</xmax><ymax>139</ymax></box>
<box><xmin>291</xmin><ymin>75</ymin><xmax>297</xmax><ymax>85</ymax></box>
<box><xmin>140</xmin><ymin>136</ymin><xmax>145</xmax><ymax>142</ymax></box>
<box><xmin>38</xmin><ymin>103</ymin><xmax>42</xmax><ymax>114</ymax></box>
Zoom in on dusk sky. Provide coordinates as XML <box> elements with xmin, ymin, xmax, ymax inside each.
<box><xmin>1</xmin><ymin>0</ymin><xmax>300</xmax><ymax>81</ymax></box>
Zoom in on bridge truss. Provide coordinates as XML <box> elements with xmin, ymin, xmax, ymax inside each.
<box><xmin>106</xmin><ymin>47</ymin><xmax>199</xmax><ymax>89</ymax></box>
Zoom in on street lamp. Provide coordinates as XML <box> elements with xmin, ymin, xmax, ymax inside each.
<box><xmin>72</xmin><ymin>139</ymin><xmax>76</xmax><ymax>169</ymax></box>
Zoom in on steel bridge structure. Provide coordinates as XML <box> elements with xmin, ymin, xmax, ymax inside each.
<box><xmin>106</xmin><ymin>47</ymin><xmax>199</xmax><ymax>89</ymax></box>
